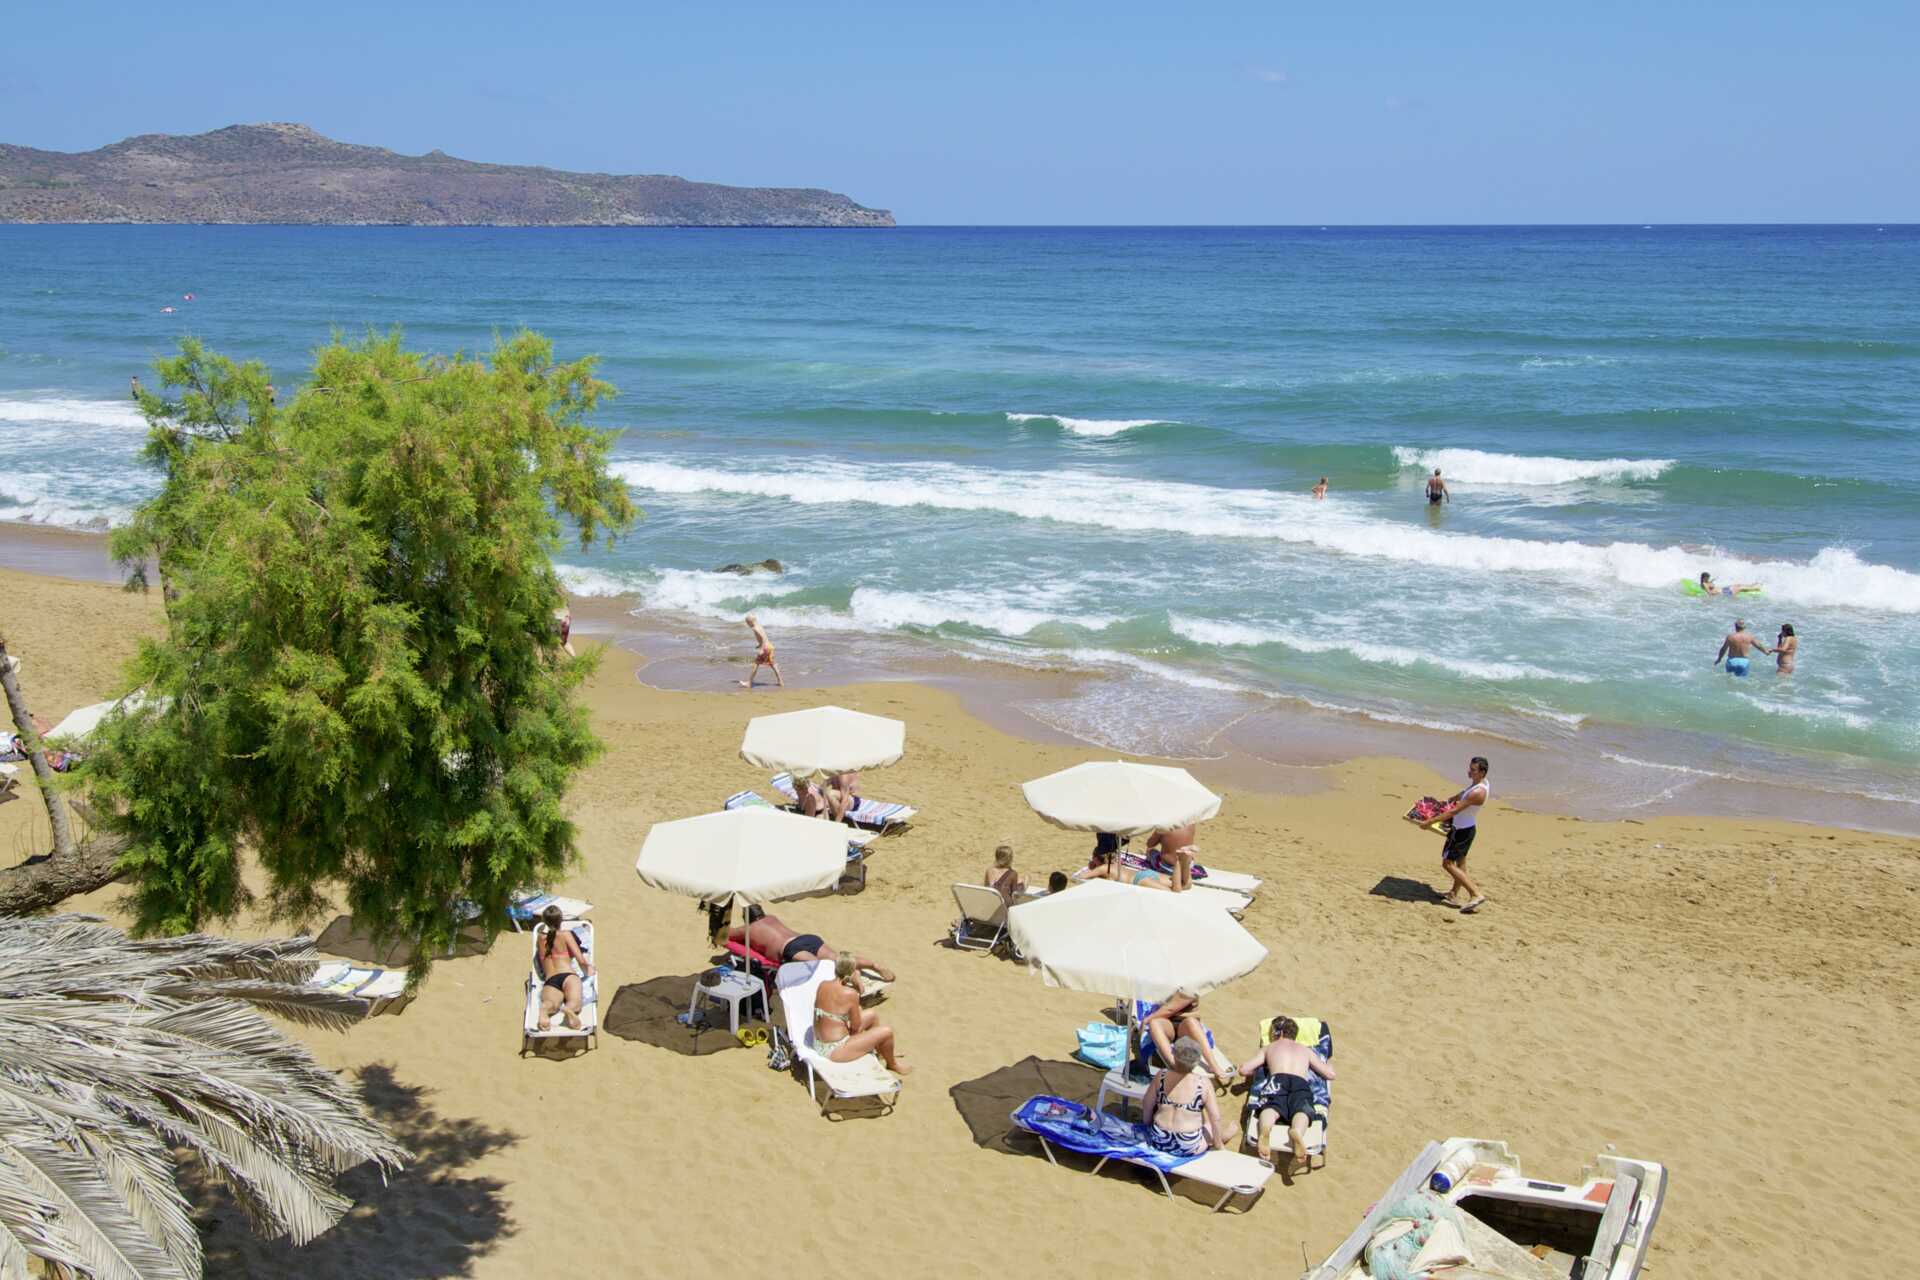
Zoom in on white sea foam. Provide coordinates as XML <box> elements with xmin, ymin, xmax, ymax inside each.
<box><xmin>1005</xmin><ymin>412</ymin><xmax>1162</xmax><ymax>437</ymax></box>
<box><xmin>0</xmin><ymin>474</ymin><xmax>137</xmax><ymax>530</ymax></box>
<box><xmin>1731</xmin><ymin>694</ymin><xmax>1873</xmax><ymax>733</ymax></box>
<box><xmin>554</xmin><ymin>564</ymin><xmax>643</xmax><ymax>598</ymax></box>
<box><xmin>1169</xmin><ymin>617</ymin><xmax>1585</xmax><ymax>683</ymax></box>
<box><xmin>612</xmin><ymin>460</ymin><xmax>1920</xmax><ymax>614</ymax></box>
<box><xmin>1514</xmin><ymin>705</ymin><xmax>1588</xmax><ymax>727</ymax></box>
<box><xmin>1600</xmin><ymin>753</ymin><xmax>1729</xmax><ymax>779</ymax></box>
<box><xmin>0</xmin><ymin>395</ymin><xmax>149</xmax><ymax>431</ymax></box>
<box><xmin>1393</xmin><ymin>446</ymin><xmax>1672</xmax><ymax>486</ymax></box>
<box><xmin>627</xmin><ymin>571</ymin><xmax>1114</xmax><ymax>640</ymax></box>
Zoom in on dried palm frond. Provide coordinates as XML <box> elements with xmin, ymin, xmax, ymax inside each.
<box><xmin>0</xmin><ymin>914</ymin><xmax>406</xmax><ymax>1277</ymax></box>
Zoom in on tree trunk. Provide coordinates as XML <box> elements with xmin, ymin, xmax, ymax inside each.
<box><xmin>0</xmin><ymin>638</ymin><xmax>80</xmax><ymax>861</ymax></box>
<box><xmin>0</xmin><ymin>831</ymin><xmax>131</xmax><ymax>915</ymax></box>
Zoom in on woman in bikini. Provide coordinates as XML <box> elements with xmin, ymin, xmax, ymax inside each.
<box><xmin>535</xmin><ymin>904</ymin><xmax>594</xmax><ymax>1031</ymax></box>
<box><xmin>1082</xmin><ymin>833</ymin><xmax>1171</xmax><ymax>891</ymax></box>
<box><xmin>1144</xmin><ymin>989</ymin><xmax>1237</xmax><ymax>1085</ymax></box>
<box><xmin>812</xmin><ymin>953</ymin><xmax>910</xmax><ymax>1074</ymax></box>
<box><xmin>1142</xmin><ymin>1036</ymin><xmax>1230</xmax><ymax>1157</ymax></box>
<box><xmin>1774</xmin><ymin>623</ymin><xmax>1798</xmax><ymax>675</ymax></box>
<box><xmin>984</xmin><ymin>843</ymin><xmax>1025</xmax><ymax>901</ymax></box>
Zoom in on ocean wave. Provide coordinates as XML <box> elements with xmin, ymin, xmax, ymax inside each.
<box><xmin>1168</xmin><ymin>617</ymin><xmax>1586</xmax><ymax>683</ymax></box>
<box><xmin>0</xmin><ymin>395</ymin><xmax>148</xmax><ymax>431</ymax></box>
<box><xmin>1601</xmin><ymin>753</ymin><xmax>1730</xmax><ymax>780</ymax></box>
<box><xmin>0</xmin><ymin>474</ymin><xmax>135</xmax><ymax>530</ymax></box>
<box><xmin>1006</xmin><ymin>412</ymin><xmax>1164</xmax><ymax>438</ymax></box>
<box><xmin>555</xmin><ymin>564</ymin><xmax>644</xmax><ymax>598</ymax></box>
<box><xmin>612</xmin><ymin>460</ymin><xmax>1920</xmax><ymax>614</ymax></box>
<box><xmin>1731</xmin><ymin>693</ymin><xmax>1873</xmax><ymax>733</ymax></box>
<box><xmin>1392</xmin><ymin>446</ymin><xmax>1672</xmax><ymax>486</ymax></box>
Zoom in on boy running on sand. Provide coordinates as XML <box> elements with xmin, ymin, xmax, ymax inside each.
<box><xmin>739</xmin><ymin>614</ymin><xmax>783</xmax><ymax>689</ymax></box>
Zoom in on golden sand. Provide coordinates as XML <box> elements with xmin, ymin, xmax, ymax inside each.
<box><xmin>2</xmin><ymin>566</ymin><xmax>1913</xmax><ymax>1279</ymax></box>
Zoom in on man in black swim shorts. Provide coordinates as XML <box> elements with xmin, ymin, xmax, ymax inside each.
<box><xmin>1436</xmin><ymin>757</ymin><xmax>1490</xmax><ymax>913</ymax></box>
<box><xmin>706</xmin><ymin>904</ymin><xmax>898</xmax><ymax>982</ymax></box>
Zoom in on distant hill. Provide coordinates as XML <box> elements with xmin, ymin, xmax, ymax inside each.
<box><xmin>0</xmin><ymin>123</ymin><xmax>893</xmax><ymax>227</ymax></box>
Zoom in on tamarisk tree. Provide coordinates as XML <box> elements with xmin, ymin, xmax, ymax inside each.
<box><xmin>88</xmin><ymin>331</ymin><xmax>636</xmax><ymax>971</ymax></box>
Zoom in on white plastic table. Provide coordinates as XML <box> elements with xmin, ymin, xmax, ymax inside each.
<box><xmin>688</xmin><ymin>969</ymin><xmax>769</xmax><ymax>1034</ymax></box>
<box><xmin>1096</xmin><ymin>1067</ymin><xmax>1152</xmax><ymax>1120</ymax></box>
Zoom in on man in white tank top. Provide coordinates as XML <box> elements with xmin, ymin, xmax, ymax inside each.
<box><xmin>1437</xmin><ymin>757</ymin><xmax>1490</xmax><ymax>913</ymax></box>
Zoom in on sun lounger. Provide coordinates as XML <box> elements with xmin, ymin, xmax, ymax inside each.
<box><xmin>521</xmin><ymin>919</ymin><xmax>598</xmax><ymax>1053</ymax></box>
<box><xmin>507</xmin><ymin>890</ymin><xmax>594</xmax><ymax>931</ymax></box>
<box><xmin>774</xmin><ymin>960</ymin><xmax>901</xmax><ymax>1116</ymax></box>
<box><xmin>308</xmin><ymin>960</ymin><xmax>411</xmax><ymax>1014</ymax></box>
<box><xmin>1242</xmin><ymin>1015</ymin><xmax>1332</xmax><ymax>1166</ymax></box>
<box><xmin>768</xmin><ymin>773</ymin><xmax>916</xmax><ymax>830</ymax></box>
<box><xmin>724</xmin><ymin>789</ymin><xmax>876</xmax><ymax>888</ymax></box>
<box><xmin>1121</xmin><ymin>851</ymin><xmax>1262</xmax><ymax>897</ymax></box>
<box><xmin>950</xmin><ymin>882</ymin><xmax>1018</xmax><ymax>955</ymax></box>
<box><xmin>1069</xmin><ymin>869</ymin><xmax>1251</xmax><ymax>917</ymax></box>
<box><xmin>1010</xmin><ymin>1095</ymin><xmax>1272</xmax><ymax>1211</ymax></box>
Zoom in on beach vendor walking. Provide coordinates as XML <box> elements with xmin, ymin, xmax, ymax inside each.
<box><xmin>1435</xmin><ymin>756</ymin><xmax>1490</xmax><ymax>913</ymax></box>
<box><xmin>1713</xmin><ymin>619</ymin><xmax>1769</xmax><ymax>678</ymax></box>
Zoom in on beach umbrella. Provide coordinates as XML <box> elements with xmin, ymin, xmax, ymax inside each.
<box><xmin>1007</xmin><ymin>879</ymin><xmax>1264</xmax><ymax>1004</ymax></box>
<box><xmin>635</xmin><ymin>806</ymin><xmax>851</xmax><ymax>906</ymax></box>
<box><xmin>45</xmin><ymin>692</ymin><xmax>165</xmax><ymax>744</ymax></box>
<box><xmin>1021</xmin><ymin>760</ymin><xmax>1221</xmax><ymax>838</ymax></box>
<box><xmin>739</xmin><ymin>704</ymin><xmax>906</xmax><ymax>779</ymax></box>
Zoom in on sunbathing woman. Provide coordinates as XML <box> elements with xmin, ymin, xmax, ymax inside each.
<box><xmin>825</xmin><ymin>770</ymin><xmax>861</xmax><ymax>822</ymax></box>
<box><xmin>813</xmin><ymin>953</ymin><xmax>910</xmax><ymax>1074</ymax></box>
<box><xmin>793</xmin><ymin>775</ymin><xmax>831</xmax><ymax>819</ymax></box>
<box><xmin>1142</xmin><ymin>1036</ymin><xmax>1231</xmax><ymax>1157</ymax></box>
<box><xmin>708</xmin><ymin>904</ymin><xmax>897</xmax><ymax>983</ymax></box>
<box><xmin>1082</xmin><ymin>833</ymin><xmax>1171</xmax><ymax>890</ymax></box>
<box><xmin>1144</xmin><ymin>988</ymin><xmax>1236</xmax><ymax>1084</ymax></box>
<box><xmin>1143</xmin><ymin>824</ymin><xmax>1198</xmax><ymax>891</ymax></box>
<box><xmin>535</xmin><ymin>904</ymin><xmax>594</xmax><ymax>1031</ymax></box>
<box><xmin>984</xmin><ymin>843</ymin><xmax>1025</xmax><ymax>901</ymax></box>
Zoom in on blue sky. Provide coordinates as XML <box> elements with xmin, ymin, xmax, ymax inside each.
<box><xmin>13</xmin><ymin>0</ymin><xmax>1918</xmax><ymax>223</ymax></box>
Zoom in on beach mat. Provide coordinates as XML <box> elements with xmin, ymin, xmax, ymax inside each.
<box><xmin>314</xmin><ymin>914</ymin><xmax>493</xmax><ymax>966</ymax></box>
<box><xmin>602</xmin><ymin>974</ymin><xmax>764</xmax><ymax>1056</ymax></box>
<box><xmin>948</xmin><ymin>1055</ymin><xmax>1101</xmax><ymax>1153</ymax></box>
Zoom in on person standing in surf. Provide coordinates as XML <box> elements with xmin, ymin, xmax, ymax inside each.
<box><xmin>1435</xmin><ymin>756</ymin><xmax>1490</xmax><ymax>913</ymax></box>
<box><xmin>1426</xmin><ymin>469</ymin><xmax>1449</xmax><ymax>505</ymax></box>
<box><xmin>1773</xmin><ymin>623</ymin><xmax>1798</xmax><ymax>675</ymax></box>
<box><xmin>739</xmin><ymin>614</ymin><xmax>783</xmax><ymax>689</ymax></box>
<box><xmin>1312</xmin><ymin>477</ymin><xmax>1329</xmax><ymax>500</ymax></box>
<box><xmin>1714</xmin><ymin>619</ymin><xmax>1770</xmax><ymax>677</ymax></box>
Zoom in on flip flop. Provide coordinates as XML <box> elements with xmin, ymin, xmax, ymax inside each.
<box><xmin>1461</xmin><ymin>896</ymin><xmax>1487</xmax><ymax>914</ymax></box>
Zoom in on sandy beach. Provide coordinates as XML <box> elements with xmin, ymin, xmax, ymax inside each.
<box><xmin>3</xmin><ymin>563</ymin><xmax>1914</xmax><ymax>1279</ymax></box>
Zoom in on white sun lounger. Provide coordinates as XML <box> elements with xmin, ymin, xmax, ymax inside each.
<box><xmin>769</xmin><ymin>773</ymin><xmax>916</xmax><ymax>830</ymax></box>
<box><xmin>1070</xmin><ymin>869</ymin><xmax>1252</xmax><ymax>917</ymax></box>
<box><xmin>726</xmin><ymin>789</ymin><xmax>878</xmax><ymax>888</ymax></box>
<box><xmin>950</xmin><ymin>882</ymin><xmax>1016</xmax><ymax>955</ymax></box>
<box><xmin>1121</xmin><ymin>852</ymin><xmax>1263</xmax><ymax>897</ymax></box>
<box><xmin>506</xmin><ymin>890</ymin><xmax>594</xmax><ymax>931</ymax></box>
<box><xmin>308</xmin><ymin>961</ymin><xmax>411</xmax><ymax>1014</ymax></box>
<box><xmin>775</xmin><ymin>960</ymin><xmax>901</xmax><ymax>1116</ymax></box>
<box><xmin>521</xmin><ymin>919</ymin><xmax>598</xmax><ymax>1053</ymax></box>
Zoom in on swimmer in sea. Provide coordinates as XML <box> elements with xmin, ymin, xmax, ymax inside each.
<box><xmin>1312</xmin><ymin>477</ymin><xmax>1328</xmax><ymax>500</ymax></box>
<box><xmin>739</xmin><ymin>614</ymin><xmax>783</xmax><ymax>689</ymax></box>
<box><xmin>1698</xmin><ymin>572</ymin><xmax>1762</xmax><ymax>598</ymax></box>
<box><xmin>1772</xmin><ymin>623</ymin><xmax>1797</xmax><ymax>675</ymax></box>
<box><xmin>1425</xmin><ymin>469</ymin><xmax>1449</xmax><ymax>505</ymax></box>
<box><xmin>1713</xmin><ymin>619</ymin><xmax>1770</xmax><ymax>678</ymax></box>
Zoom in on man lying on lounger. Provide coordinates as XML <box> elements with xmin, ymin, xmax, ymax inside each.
<box><xmin>706</xmin><ymin>903</ymin><xmax>897</xmax><ymax>984</ymax></box>
<box><xmin>1238</xmin><ymin>1016</ymin><xmax>1335</xmax><ymax>1173</ymax></box>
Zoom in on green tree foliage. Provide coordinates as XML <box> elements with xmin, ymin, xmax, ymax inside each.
<box><xmin>89</xmin><ymin>332</ymin><xmax>636</xmax><ymax>973</ymax></box>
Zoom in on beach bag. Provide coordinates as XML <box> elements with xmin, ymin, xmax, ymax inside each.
<box><xmin>766</xmin><ymin>1030</ymin><xmax>792</xmax><ymax>1072</ymax></box>
<box><xmin>1075</xmin><ymin>1022</ymin><xmax>1127</xmax><ymax>1071</ymax></box>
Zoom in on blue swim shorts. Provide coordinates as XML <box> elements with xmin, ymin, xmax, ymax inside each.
<box><xmin>1726</xmin><ymin>657</ymin><xmax>1750</xmax><ymax>677</ymax></box>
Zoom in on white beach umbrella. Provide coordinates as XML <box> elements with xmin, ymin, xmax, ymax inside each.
<box><xmin>634</xmin><ymin>806</ymin><xmax>851</xmax><ymax>907</ymax></box>
<box><xmin>739</xmin><ymin>704</ymin><xmax>906</xmax><ymax>779</ymax></box>
<box><xmin>1021</xmin><ymin>760</ymin><xmax>1221</xmax><ymax>838</ymax></box>
<box><xmin>1007</xmin><ymin>879</ymin><xmax>1264</xmax><ymax>1003</ymax></box>
<box><xmin>45</xmin><ymin>692</ymin><xmax>164</xmax><ymax>744</ymax></box>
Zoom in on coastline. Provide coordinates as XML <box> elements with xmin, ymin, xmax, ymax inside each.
<box><xmin>3</xmin><ymin>560</ymin><xmax>1915</xmax><ymax>1280</ymax></box>
<box><xmin>9</xmin><ymin>517</ymin><xmax>1918</xmax><ymax>837</ymax></box>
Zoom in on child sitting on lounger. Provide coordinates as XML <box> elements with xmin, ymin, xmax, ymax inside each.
<box><xmin>1142</xmin><ymin>1036</ymin><xmax>1233</xmax><ymax>1156</ymax></box>
<box><xmin>535</xmin><ymin>904</ymin><xmax>594</xmax><ymax>1031</ymax></box>
<box><xmin>813</xmin><ymin>953</ymin><xmax>910</xmax><ymax>1075</ymax></box>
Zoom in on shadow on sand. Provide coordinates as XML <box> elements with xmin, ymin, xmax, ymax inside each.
<box><xmin>1369</xmin><ymin>875</ymin><xmax>1444</xmax><ymax>904</ymax></box>
<box><xmin>200</xmin><ymin>1064</ymin><xmax>518</xmax><ymax>1279</ymax></box>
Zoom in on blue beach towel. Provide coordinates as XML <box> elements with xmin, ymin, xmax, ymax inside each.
<box><xmin>1011</xmin><ymin>1095</ymin><xmax>1195</xmax><ymax>1173</ymax></box>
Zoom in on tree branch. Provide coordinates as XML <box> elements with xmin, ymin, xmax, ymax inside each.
<box><xmin>0</xmin><ymin>831</ymin><xmax>130</xmax><ymax>915</ymax></box>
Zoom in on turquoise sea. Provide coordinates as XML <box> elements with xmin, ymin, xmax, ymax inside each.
<box><xmin>2</xmin><ymin>225</ymin><xmax>1917</xmax><ymax>823</ymax></box>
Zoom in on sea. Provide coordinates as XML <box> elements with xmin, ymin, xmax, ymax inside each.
<box><xmin>3</xmin><ymin>224</ymin><xmax>1918</xmax><ymax>830</ymax></box>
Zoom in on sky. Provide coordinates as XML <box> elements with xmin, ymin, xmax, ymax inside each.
<box><xmin>10</xmin><ymin>0</ymin><xmax>1918</xmax><ymax>224</ymax></box>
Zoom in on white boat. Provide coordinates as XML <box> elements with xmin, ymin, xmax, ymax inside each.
<box><xmin>1302</xmin><ymin>1137</ymin><xmax>1666</xmax><ymax>1280</ymax></box>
